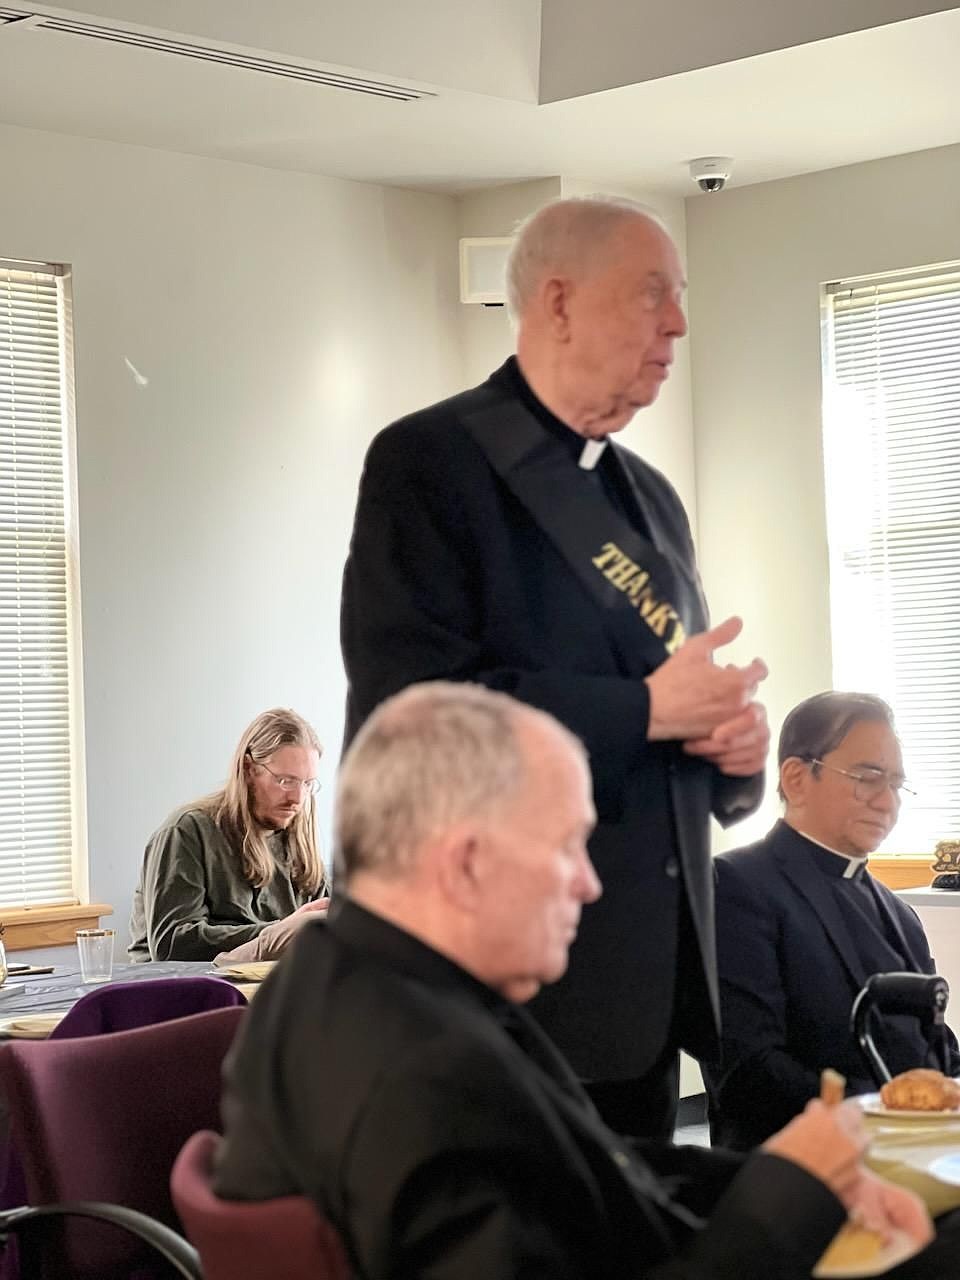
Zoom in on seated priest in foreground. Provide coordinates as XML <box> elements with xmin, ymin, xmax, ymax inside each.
<box><xmin>214</xmin><ymin>682</ymin><xmax>955</xmax><ymax>1280</ymax></box>
<box><xmin>128</xmin><ymin>707</ymin><xmax>329</xmax><ymax>963</ymax></box>
<box><xmin>704</xmin><ymin>691</ymin><xmax>960</xmax><ymax>1151</ymax></box>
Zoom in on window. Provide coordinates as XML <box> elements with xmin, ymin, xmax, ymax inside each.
<box><xmin>0</xmin><ymin>259</ymin><xmax>85</xmax><ymax>907</ymax></box>
<box><xmin>821</xmin><ymin>261</ymin><xmax>960</xmax><ymax>854</ymax></box>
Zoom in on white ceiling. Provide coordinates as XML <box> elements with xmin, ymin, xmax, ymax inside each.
<box><xmin>1</xmin><ymin>4</ymin><xmax>959</xmax><ymax>195</ymax></box>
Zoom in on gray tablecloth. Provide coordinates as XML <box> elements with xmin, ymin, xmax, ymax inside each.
<box><xmin>0</xmin><ymin>961</ymin><xmax>218</xmax><ymax>1020</ymax></box>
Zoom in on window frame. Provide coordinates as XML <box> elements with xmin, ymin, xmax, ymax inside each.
<box><xmin>820</xmin><ymin>259</ymin><xmax>960</xmax><ymax>859</ymax></box>
<box><xmin>1</xmin><ymin>257</ymin><xmax>89</xmax><ymax>917</ymax></box>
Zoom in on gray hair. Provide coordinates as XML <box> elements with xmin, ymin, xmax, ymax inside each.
<box><xmin>777</xmin><ymin>691</ymin><xmax>896</xmax><ymax>800</ymax></box>
<box><xmin>335</xmin><ymin>682</ymin><xmax>582</xmax><ymax>880</ymax></box>
<box><xmin>505</xmin><ymin>195</ymin><xmax>667</xmax><ymax>323</ymax></box>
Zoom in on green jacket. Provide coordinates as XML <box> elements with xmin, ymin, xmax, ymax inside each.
<box><xmin>128</xmin><ymin>808</ymin><xmax>313</xmax><ymax>961</ymax></box>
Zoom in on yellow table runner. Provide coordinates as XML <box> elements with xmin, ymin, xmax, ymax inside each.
<box><xmin>865</xmin><ymin>1113</ymin><xmax>960</xmax><ymax>1216</ymax></box>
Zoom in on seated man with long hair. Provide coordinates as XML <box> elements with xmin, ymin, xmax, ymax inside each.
<box><xmin>128</xmin><ymin>708</ymin><xmax>328</xmax><ymax>962</ymax></box>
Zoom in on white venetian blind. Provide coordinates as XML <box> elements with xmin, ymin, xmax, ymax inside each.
<box><xmin>0</xmin><ymin>260</ymin><xmax>80</xmax><ymax>906</ymax></box>
<box><xmin>822</xmin><ymin>261</ymin><xmax>960</xmax><ymax>855</ymax></box>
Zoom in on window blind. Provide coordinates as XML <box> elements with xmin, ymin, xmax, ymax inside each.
<box><xmin>0</xmin><ymin>261</ymin><xmax>81</xmax><ymax>906</ymax></box>
<box><xmin>822</xmin><ymin>261</ymin><xmax>960</xmax><ymax>855</ymax></box>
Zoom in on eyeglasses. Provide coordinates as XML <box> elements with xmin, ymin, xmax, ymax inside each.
<box><xmin>254</xmin><ymin>760</ymin><xmax>321</xmax><ymax>797</ymax></box>
<box><xmin>807</xmin><ymin>759</ymin><xmax>915</xmax><ymax>802</ymax></box>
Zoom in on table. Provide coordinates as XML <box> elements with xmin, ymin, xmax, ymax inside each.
<box><xmin>0</xmin><ymin>960</ymin><xmax>245</xmax><ymax>1028</ymax></box>
<box><xmin>865</xmin><ymin>1109</ymin><xmax>960</xmax><ymax>1217</ymax></box>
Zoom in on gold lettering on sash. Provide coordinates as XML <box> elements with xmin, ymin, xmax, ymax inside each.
<box><xmin>591</xmin><ymin>543</ymin><xmax>622</xmax><ymax>571</ymax></box>
<box><xmin>604</xmin><ymin>556</ymin><xmax>643</xmax><ymax>590</ymax></box>
<box><xmin>626</xmin><ymin>573</ymin><xmax>657</xmax><ymax>617</ymax></box>
<box><xmin>593</xmin><ymin>540</ymin><xmax>687</xmax><ymax>655</ymax></box>
<box><xmin>665</xmin><ymin>620</ymin><xmax>687</xmax><ymax>655</ymax></box>
<box><xmin>645</xmin><ymin>604</ymin><xmax>673</xmax><ymax>636</ymax></box>
<box><xmin>624</xmin><ymin>571</ymin><xmax>650</xmax><ymax>601</ymax></box>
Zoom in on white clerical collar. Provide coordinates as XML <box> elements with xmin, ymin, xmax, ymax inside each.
<box><xmin>578</xmin><ymin>439</ymin><xmax>608</xmax><ymax>471</ymax></box>
<box><xmin>800</xmin><ymin>831</ymin><xmax>868</xmax><ymax>878</ymax></box>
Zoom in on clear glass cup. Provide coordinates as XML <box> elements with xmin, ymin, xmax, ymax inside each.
<box><xmin>76</xmin><ymin>928</ymin><xmax>115</xmax><ymax>984</ymax></box>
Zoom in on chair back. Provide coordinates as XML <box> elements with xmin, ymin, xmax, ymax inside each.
<box><xmin>0</xmin><ymin>1005</ymin><xmax>245</xmax><ymax>1280</ymax></box>
<box><xmin>51</xmin><ymin>976</ymin><xmax>246</xmax><ymax>1039</ymax></box>
<box><xmin>0</xmin><ymin>979</ymin><xmax>243</xmax><ymax>1279</ymax></box>
<box><xmin>171</xmin><ymin>1131</ymin><xmax>351</xmax><ymax>1280</ymax></box>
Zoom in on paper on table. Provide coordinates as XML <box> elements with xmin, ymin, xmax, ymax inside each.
<box><xmin>814</xmin><ymin>1227</ymin><xmax>918</xmax><ymax>1278</ymax></box>
<box><xmin>213</xmin><ymin>962</ymin><xmax>277</xmax><ymax>983</ymax></box>
<box><xmin>0</xmin><ymin>1012</ymin><xmax>66</xmax><ymax>1039</ymax></box>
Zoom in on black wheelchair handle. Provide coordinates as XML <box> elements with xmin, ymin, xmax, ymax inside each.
<box><xmin>863</xmin><ymin>972</ymin><xmax>949</xmax><ymax>1018</ymax></box>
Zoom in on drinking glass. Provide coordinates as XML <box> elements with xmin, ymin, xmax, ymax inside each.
<box><xmin>76</xmin><ymin>928</ymin><xmax>115</xmax><ymax>983</ymax></box>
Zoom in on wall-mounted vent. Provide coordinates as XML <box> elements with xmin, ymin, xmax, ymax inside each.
<box><xmin>3</xmin><ymin>12</ymin><xmax>437</xmax><ymax>101</ymax></box>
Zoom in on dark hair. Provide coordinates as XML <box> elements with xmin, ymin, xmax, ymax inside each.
<box><xmin>777</xmin><ymin>691</ymin><xmax>895</xmax><ymax>800</ymax></box>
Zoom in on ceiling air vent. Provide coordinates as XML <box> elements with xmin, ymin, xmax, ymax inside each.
<box><xmin>8</xmin><ymin>13</ymin><xmax>436</xmax><ymax>101</ymax></box>
<box><xmin>0</xmin><ymin>8</ymin><xmax>33</xmax><ymax>22</ymax></box>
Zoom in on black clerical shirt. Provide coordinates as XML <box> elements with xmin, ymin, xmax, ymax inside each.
<box><xmin>497</xmin><ymin>356</ymin><xmax>652</xmax><ymax>539</ymax></box>
<box><xmin>800</xmin><ymin>839</ymin><xmax>908</xmax><ymax>971</ymax></box>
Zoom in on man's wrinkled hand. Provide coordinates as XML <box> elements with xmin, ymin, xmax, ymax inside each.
<box><xmin>645</xmin><ymin>615</ymin><xmax>768</xmax><ymax>743</ymax></box>
<box><xmin>846</xmin><ymin>1170</ymin><xmax>933</xmax><ymax>1251</ymax></box>
<box><xmin>682</xmin><ymin>701</ymin><xmax>770</xmax><ymax>776</ymax></box>
<box><xmin>763</xmin><ymin>1099</ymin><xmax>868</xmax><ymax>1207</ymax></box>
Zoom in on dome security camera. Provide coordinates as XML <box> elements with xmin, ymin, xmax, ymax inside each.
<box><xmin>688</xmin><ymin>157</ymin><xmax>733</xmax><ymax>194</ymax></box>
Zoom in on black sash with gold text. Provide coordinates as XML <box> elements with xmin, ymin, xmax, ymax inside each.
<box><xmin>459</xmin><ymin>387</ymin><xmax>707</xmax><ymax>681</ymax></box>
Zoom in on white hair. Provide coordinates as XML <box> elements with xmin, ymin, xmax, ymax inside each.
<box><xmin>335</xmin><ymin>681</ymin><xmax>585</xmax><ymax>881</ymax></box>
<box><xmin>505</xmin><ymin>195</ymin><xmax>668</xmax><ymax>324</ymax></box>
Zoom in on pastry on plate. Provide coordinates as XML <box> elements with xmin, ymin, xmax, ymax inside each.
<box><xmin>879</xmin><ymin>1067</ymin><xmax>960</xmax><ymax>1112</ymax></box>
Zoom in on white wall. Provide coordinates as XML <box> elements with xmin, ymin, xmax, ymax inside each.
<box><xmin>685</xmin><ymin>140</ymin><xmax>960</xmax><ymax>847</ymax></box>
<box><xmin>1</xmin><ymin>121</ymin><xmax>463</xmax><ymax>947</ymax></box>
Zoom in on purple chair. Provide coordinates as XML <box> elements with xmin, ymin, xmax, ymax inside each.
<box><xmin>0</xmin><ymin>1005</ymin><xmax>245</xmax><ymax>1280</ymax></box>
<box><xmin>171</xmin><ymin>1131</ymin><xmax>351</xmax><ymax>1280</ymax></box>
<box><xmin>50</xmin><ymin>976</ymin><xmax>247</xmax><ymax>1039</ymax></box>
<box><xmin>0</xmin><ymin>976</ymin><xmax>246</xmax><ymax>1279</ymax></box>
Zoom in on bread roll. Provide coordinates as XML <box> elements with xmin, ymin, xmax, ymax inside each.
<box><xmin>880</xmin><ymin>1067</ymin><xmax>960</xmax><ymax>1112</ymax></box>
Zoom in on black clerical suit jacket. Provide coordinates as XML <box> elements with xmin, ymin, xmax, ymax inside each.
<box><xmin>215</xmin><ymin>901</ymin><xmax>847</xmax><ymax>1280</ymax></box>
<box><xmin>706</xmin><ymin>821</ymin><xmax>960</xmax><ymax>1150</ymax></box>
<box><xmin>340</xmin><ymin>360</ymin><xmax>762</xmax><ymax>1079</ymax></box>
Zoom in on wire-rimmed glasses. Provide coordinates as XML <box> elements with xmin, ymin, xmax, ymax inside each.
<box><xmin>255</xmin><ymin>760</ymin><xmax>321</xmax><ymax>796</ymax></box>
<box><xmin>808</xmin><ymin>758</ymin><xmax>915</xmax><ymax>802</ymax></box>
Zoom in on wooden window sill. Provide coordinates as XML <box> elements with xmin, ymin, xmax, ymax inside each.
<box><xmin>1</xmin><ymin>904</ymin><xmax>114</xmax><ymax>951</ymax></box>
<box><xmin>868</xmin><ymin>857</ymin><xmax>936</xmax><ymax>891</ymax></box>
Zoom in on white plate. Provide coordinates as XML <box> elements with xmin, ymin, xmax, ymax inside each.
<box><xmin>927</xmin><ymin>1153</ymin><xmax>960</xmax><ymax>1186</ymax></box>
<box><xmin>858</xmin><ymin>1092</ymin><xmax>960</xmax><ymax>1120</ymax></box>
<box><xmin>814</xmin><ymin>1228</ymin><xmax>919</xmax><ymax>1278</ymax></box>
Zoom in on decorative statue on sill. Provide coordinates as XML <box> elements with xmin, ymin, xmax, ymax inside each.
<box><xmin>931</xmin><ymin>839</ymin><xmax>960</xmax><ymax>891</ymax></box>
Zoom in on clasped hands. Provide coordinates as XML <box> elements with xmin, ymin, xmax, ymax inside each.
<box><xmin>645</xmin><ymin>615</ymin><xmax>769</xmax><ymax>776</ymax></box>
